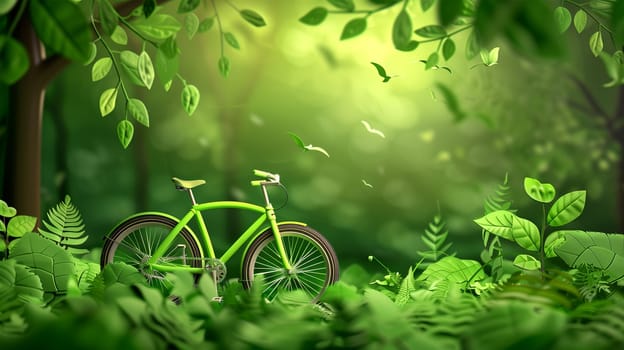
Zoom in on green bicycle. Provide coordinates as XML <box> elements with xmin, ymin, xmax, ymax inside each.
<box><xmin>100</xmin><ymin>169</ymin><xmax>339</xmax><ymax>302</ymax></box>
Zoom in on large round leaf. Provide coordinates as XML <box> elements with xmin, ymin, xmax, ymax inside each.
<box><xmin>9</xmin><ymin>232</ymin><xmax>74</xmax><ymax>293</ymax></box>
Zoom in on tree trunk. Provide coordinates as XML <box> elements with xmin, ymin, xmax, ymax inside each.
<box><xmin>3</xmin><ymin>17</ymin><xmax>47</xmax><ymax>220</ymax></box>
<box><xmin>615</xmin><ymin>84</ymin><xmax>624</xmax><ymax>231</ymax></box>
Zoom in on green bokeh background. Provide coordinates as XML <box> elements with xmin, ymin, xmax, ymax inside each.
<box><xmin>20</xmin><ymin>1</ymin><xmax>620</xmax><ymax>273</ymax></box>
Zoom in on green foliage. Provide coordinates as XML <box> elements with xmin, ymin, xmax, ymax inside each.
<box><xmin>475</xmin><ymin>176</ymin><xmax>590</xmax><ymax>274</ymax></box>
<box><xmin>556</xmin><ymin>231</ymin><xmax>624</xmax><ymax>282</ymax></box>
<box><xmin>9</xmin><ymin>232</ymin><xmax>74</xmax><ymax>294</ymax></box>
<box><xmin>417</xmin><ymin>209</ymin><xmax>454</xmax><ymax>263</ymax></box>
<box><xmin>39</xmin><ymin>195</ymin><xmax>89</xmax><ymax>255</ymax></box>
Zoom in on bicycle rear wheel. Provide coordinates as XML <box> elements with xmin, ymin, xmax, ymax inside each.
<box><xmin>101</xmin><ymin>214</ymin><xmax>203</xmax><ymax>294</ymax></box>
<box><xmin>241</xmin><ymin>223</ymin><xmax>339</xmax><ymax>303</ymax></box>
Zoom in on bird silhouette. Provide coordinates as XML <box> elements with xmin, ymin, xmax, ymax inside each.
<box><xmin>361</xmin><ymin>120</ymin><xmax>385</xmax><ymax>138</ymax></box>
<box><xmin>288</xmin><ymin>132</ymin><xmax>330</xmax><ymax>157</ymax></box>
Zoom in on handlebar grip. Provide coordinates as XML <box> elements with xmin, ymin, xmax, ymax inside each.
<box><xmin>250</xmin><ymin>180</ymin><xmax>264</xmax><ymax>187</ymax></box>
<box><xmin>253</xmin><ymin>169</ymin><xmax>273</xmax><ymax>178</ymax></box>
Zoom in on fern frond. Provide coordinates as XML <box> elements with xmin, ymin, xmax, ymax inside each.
<box><xmin>483</xmin><ymin>173</ymin><xmax>514</xmax><ymax>214</ymax></box>
<box><xmin>417</xmin><ymin>212</ymin><xmax>454</xmax><ymax>263</ymax></box>
<box><xmin>480</xmin><ymin>174</ymin><xmax>515</xmax><ymax>282</ymax></box>
<box><xmin>39</xmin><ymin>195</ymin><xmax>89</xmax><ymax>255</ymax></box>
<box><xmin>572</xmin><ymin>264</ymin><xmax>612</xmax><ymax>302</ymax></box>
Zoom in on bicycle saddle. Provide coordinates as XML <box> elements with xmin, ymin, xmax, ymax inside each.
<box><xmin>171</xmin><ymin>177</ymin><xmax>206</xmax><ymax>190</ymax></box>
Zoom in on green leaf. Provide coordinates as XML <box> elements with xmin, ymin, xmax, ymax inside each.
<box><xmin>340</xmin><ymin>17</ymin><xmax>367</xmax><ymax>40</ymax></box>
<box><xmin>554</xmin><ymin>6</ymin><xmax>571</xmax><ymax>33</ymax></box>
<box><xmin>612</xmin><ymin>0</ymin><xmax>624</xmax><ymax>46</ymax></box>
<box><xmin>474</xmin><ymin>0</ymin><xmax>564</xmax><ymax>58</ymax></box>
<box><xmin>371</xmin><ymin>62</ymin><xmax>391</xmax><ymax>82</ymax></box>
<box><xmin>442</xmin><ymin>38</ymin><xmax>456</xmax><ymax>60</ymax></box>
<box><xmin>240</xmin><ymin>9</ymin><xmax>266</xmax><ymax>27</ymax></box>
<box><xmin>327</xmin><ymin>0</ymin><xmax>354</xmax><ymax>12</ymax></box>
<box><xmin>590</xmin><ymin>31</ymin><xmax>604</xmax><ymax>57</ymax></box>
<box><xmin>99</xmin><ymin>87</ymin><xmax>118</xmax><ymax>117</ymax></box>
<box><xmin>414</xmin><ymin>25</ymin><xmax>447</xmax><ymax>38</ymax></box>
<box><xmin>467</xmin><ymin>301</ymin><xmax>567</xmax><ymax>349</ymax></box>
<box><xmin>480</xmin><ymin>47</ymin><xmax>500</xmax><ymax>66</ymax></box>
<box><xmin>181</xmin><ymin>84</ymin><xmax>200</xmax><ymax>116</ymax></box>
<box><xmin>547</xmin><ymin>190</ymin><xmax>586</xmax><ymax>227</ymax></box>
<box><xmin>435</xmin><ymin>83</ymin><xmax>465</xmax><ymax>122</ymax></box>
<box><xmin>0</xmin><ymin>220</ymin><xmax>5</xmax><ymax>232</ymax></box>
<box><xmin>511</xmin><ymin>215</ymin><xmax>540</xmax><ymax>251</ymax></box>
<box><xmin>155</xmin><ymin>48</ymin><xmax>179</xmax><ymax>89</ymax></box>
<box><xmin>395</xmin><ymin>266</ymin><xmax>415</xmax><ymax>305</ymax></box>
<box><xmin>127</xmin><ymin>98</ymin><xmax>149</xmax><ymax>127</ymax></box>
<box><xmin>574</xmin><ymin>9</ymin><xmax>587</xmax><ymax>34</ymax></box>
<box><xmin>134</xmin><ymin>14</ymin><xmax>182</xmax><ymax>40</ymax></box>
<box><xmin>438</xmin><ymin>0</ymin><xmax>464</xmax><ymax>27</ymax></box>
<box><xmin>91</xmin><ymin>57</ymin><xmax>112</xmax><ymax>82</ymax></box>
<box><xmin>185</xmin><ymin>13</ymin><xmax>199</xmax><ymax>40</ymax></box>
<box><xmin>98</xmin><ymin>0</ymin><xmax>119</xmax><ymax>36</ymax></box>
<box><xmin>421</xmin><ymin>0</ymin><xmax>435</xmax><ymax>12</ymax></box>
<box><xmin>0</xmin><ymin>199</ymin><xmax>17</xmax><ymax>218</ymax></box>
<box><xmin>417</xmin><ymin>256</ymin><xmax>485</xmax><ymax>285</ymax></box>
<box><xmin>555</xmin><ymin>231</ymin><xmax>624</xmax><ymax>282</ymax></box>
<box><xmin>513</xmin><ymin>254</ymin><xmax>541</xmax><ymax>270</ymax></box>
<box><xmin>198</xmin><ymin>17</ymin><xmax>215</xmax><ymax>32</ymax></box>
<box><xmin>10</xmin><ymin>232</ymin><xmax>74</xmax><ymax>293</ymax></box>
<box><xmin>159</xmin><ymin>36</ymin><xmax>179</xmax><ymax>59</ymax></box>
<box><xmin>474</xmin><ymin>210</ymin><xmax>514</xmax><ymax>240</ymax></box>
<box><xmin>177</xmin><ymin>0</ymin><xmax>200</xmax><ymax>13</ymax></box>
<box><xmin>143</xmin><ymin>0</ymin><xmax>156</xmax><ymax>18</ymax></box>
<box><xmin>0</xmin><ymin>0</ymin><xmax>17</xmax><ymax>15</ymax></box>
<box><xmin>7</xmin><ymin>215</ymin><xmax>37</xmax><ymax>238</ymax></box>
<box><xmin>393</xmin><ymin>10</ymin><xmax>418</xmax><ymax>51</ymax></box>
<box><xmin>524</xmin><ymin>177</ymin><xmax>556</xmax><ymax>203</ymax></box>
<box><xmin>84</xmin><ymin>42</ymin><xmax>98</xmax><ymax>65</ymax></box>
<box><xmin>29</xmin><ymin>0</ymin><xmax>94</xmax><ymax>62</ymax></box>
<box><xmin>100</xmin><ymin>262</ymin><xmax>145</xmax><ymax>287</ymax></box>
<box><xmin>138</xmin><ymin>51</ymin><xmax>155</xmax><ymax>89</ymax></box>
<box><xmin>110</xmin><ymin>26</ymin><xmax>128</xmax><ymax>45</ymax></box>
<box><xmin>425</xmin><ymin>52</ymin><xmax>439</xmax><ymax>70</ymax></box>
<box><xmin>117</xmin><ymin>120</ymin><xmax>134</xmax><ymax>149</ymax></box>
<box><xmin>544</xmin><ymin>230</ymin><xmax>572</xmax><ymax>258</ymax></box>
<box><xmin>224</xmin><ymin>32</ymin><xmax>240</xmax><ymax>50</ymax></box>
<box><xmin>218</xmin><ymin>56</ymin><xmax>230</xmax><ymax>77</ymax></box>
<box><xmin>465</xmin><ymin>30</ymin><xmax>479</xmax><ymax>59</ymax></box>
<box><xmin>119</xmin><ymin>50</ymin><xmax>146</xmax><ymax>87</ymax></box>
<box><xmin>0</xmin><ymin>35</ymin><xmax>29</xmax><ymax>85</ymax></box>
<box><xmin>299</xmin><ymin>7</ymin><xmax>328</xmax><ymax>25</ymax></box>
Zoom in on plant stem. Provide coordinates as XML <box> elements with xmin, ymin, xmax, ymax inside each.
<box><xmin>91</xmin><ymin>16</ymin><xmax>130</xmax><ymax>101</ymax></box>
<box><xmin>540</xmin><ymin>204</ymin><xmax>547</xmax><ymax>277</ymax></box>
<box><xmin>211</xmin><ymin>0</ymin><xmax>225</xmax><ymax>59</ymax></box>
<box><xmin>6</xmin><ymin>0</ymin><xmax>28</xmax><ymax>36</ymax></box>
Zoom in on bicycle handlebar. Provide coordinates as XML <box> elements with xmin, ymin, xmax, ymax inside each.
<box><xmin>251</xmin><ymin>169</ymin><xmax>280</xmax><ymax>186</ymax></box>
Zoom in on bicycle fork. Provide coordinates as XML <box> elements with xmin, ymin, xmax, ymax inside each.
<box><xmin>261</xmin><ymin>186</ymin><xmax>293</xmax><ymax>272</ymax></box>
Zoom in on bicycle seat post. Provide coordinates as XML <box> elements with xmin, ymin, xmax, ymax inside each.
<box><xmin>187</xmin><ymin>189</ymin><xmax>198</xmax><ymax>205</ymax></box>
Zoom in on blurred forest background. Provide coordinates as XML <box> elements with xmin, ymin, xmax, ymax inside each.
<box><xmin>1</xmin><ymin>0</ymin><xmax>620</xmax><ymax>272</ymax></box>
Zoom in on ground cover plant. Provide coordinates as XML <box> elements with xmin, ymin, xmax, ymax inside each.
<box><xmin>1</xmin><ymin>176</ymin><xmax>624</xmax><ymax>349</ymax></box>
<box><xmin>3</xmin><ymin>1</ymin><xmax>624</xmax><ymax>349</ymax></box>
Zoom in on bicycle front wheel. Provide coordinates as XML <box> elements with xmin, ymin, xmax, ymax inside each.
<box><xmin>101</xmin><ymin>214</ymin><xmax>203</xmax><ymax>294</ymax></box>
<box><xmin>241</xmin><ymin>224</ymin><xmax>339</xmax><ymax>302</ymax></box>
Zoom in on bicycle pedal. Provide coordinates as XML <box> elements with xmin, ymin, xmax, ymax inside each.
<box><xmin>211</xmin><ymin>296</ymin><xmax>223</xmax><ymax>303</ymax></box>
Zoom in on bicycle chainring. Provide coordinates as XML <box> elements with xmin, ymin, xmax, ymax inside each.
<box><xmin>204</xmin><ymin>258</ymin><xmax>227</xmax><ymax>283</ymax></box>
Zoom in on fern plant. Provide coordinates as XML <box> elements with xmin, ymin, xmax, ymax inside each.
<box><xmin>417</xmin><ymin>206</ymin><xmax>454</xmax><ymax>265</ymax></box>
<box><xmin>39</xmin><ymin>195</ymin><xmax>89</xmax><ymax>255</ymax></box>
<box><xmin>480</xmin><ymin>173</ymin><xmax>514</xmax><ymax>282</ymax></box>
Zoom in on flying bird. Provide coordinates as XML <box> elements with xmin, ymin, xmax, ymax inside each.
<box><xmin>288</xmin><ymin>132</ymin><xmax>330</xmax><ymax>158</ymax></box>
<box><xmin>361</xmin><ymin>179</ymin><xmax>374</xmax><ymax>188</ymax></box>
<box><xmin>361</xmin><ymin>120</ymin><xmax>385</xmax><ymax>138</ymax></box>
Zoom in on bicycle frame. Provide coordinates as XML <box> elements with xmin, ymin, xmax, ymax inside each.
<box><xmin>147</xmin><ymin>200</ymin><xmax>294</xmax><ymax>274</ymax></box>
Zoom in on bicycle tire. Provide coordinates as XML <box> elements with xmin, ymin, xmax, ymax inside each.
<box><xmin>241</xmin><ymin>223</ymin><xmax>339</xmax><ymax>303</ymax></box>
<box><xmin>101</xmin><ymin>214</ymin><xmax>203</xmax><ymax>293</ymax></box>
